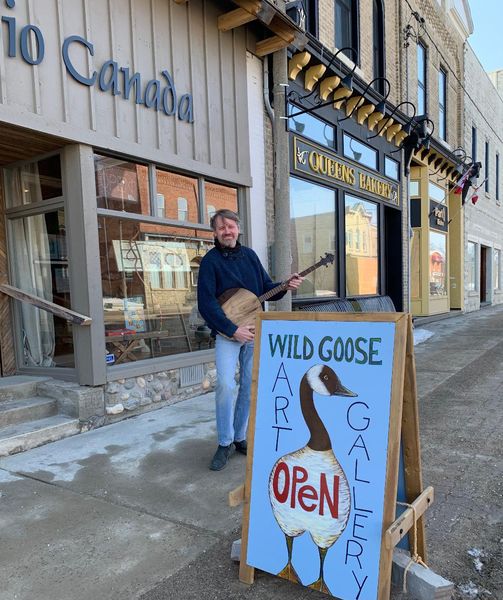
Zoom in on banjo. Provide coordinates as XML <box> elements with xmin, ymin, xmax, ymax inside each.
<box><xmin>217</xmin><ymin>252</ymin><xmax>335</xmax><ymax>335</ymax></box>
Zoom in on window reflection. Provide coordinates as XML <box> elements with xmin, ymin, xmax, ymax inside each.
<box><xmin>5</xmin><ymin>154</ymin><xmax>62</xmax><ymax>208</ymax></box>
<box><xmin>384</xmin><ymin>156</ymin><xmax>399</xmax><ymax>180</ymax></box>
<box><xmin>95</xmin><ymin>161</ymin><xmax>239</xmax><ymax>362</ymax></box>
<box><xmin>345</xmin><ymin>195</ymin><xmax>379</xmax><ymax>295</ymax></box>
<box><xmin>467</xmin><ymin>242</ymin><xmax>476</xmax><ymax>291</ymax></box>
<box><xmin>429</xmin><ymin>181</ymin><xmax>446</xmax><ymax>202</ymax></box>
<box><xmin>290</xmin><ymin>177</ymin><xmax>337</xmax><ymax>298</ymax></box>
<box><xmin>343</xmin><ymin>134</ymin><xmax>378</xmax><ymax>170</ymax></box>
<box><xmin>95</xmin><ymin>155</ymin><xmax>149</xmax><ymax>214</ymax></box>
<box><xmin>429</xmin><ymin>231</ymin><xmax>447</xmax><ymax>296</ymax></box>
<box><xmin>288</xmin><ymin>106</ymin><xmax>335</xmax><ymax>148</ymax></box>
<box><xmin>494</xmin><ymin>250</ymin><xmax>501</xmax><ymax>290</ymax></box>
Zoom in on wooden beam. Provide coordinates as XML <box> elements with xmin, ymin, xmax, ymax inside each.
<box><xmin>173</xmin><ymin>0</ymin><xmax>188</xmax><ymax>3</ymax></box>
<box><xmin>0</xmin><ymin>284</ymin><xmax>92</xmax><ymax>326</ymax></box>
<box><xmin>345</xmin><ymin>95</ymin><xmax>364</xmax><ymax>117</ymax></box>
<box><xmin>228</xmin><ymin>484</ymin><xmax>245</xmax><ymax>507</ymax></box>
<box><xmin>357</xmin><ymin>103</ymin><xmax>375</xmax><ymax>124</ymax></box>
<box><xmin>288</xmin><ymin>51</ymin><xmax>311</xmax><ymax>80</ymax></box>
<box><xmin>367</xmin><ymin>110</ymin><xmax>385</xmax><ymax>131</ymax></box>
<box><xmin>385</xmin><ymin>487</ymin><xmax>434</xmax><ymax>549</ymax></box>
<box><xmin>394</xmin><ymin>130</ymin><xmax>408</xmax><ymax>147</ymax></box>
<box><xmin>332</xmin><ymin>85</ymin><xmax>353</xmax><ymax>101</ymax></box>
<box><xmin>304</xmin><ymin>64</ymin><xmax>326</xmax><ymax>91</ymax></box>
<box><xmin>255</xmin><ymin>35</ymin><xmax>290</xmax><ymax>57</ymax></box>
<box><xmin>319</xmin><ymin>75</ymin><xmax>341</xmax><ymax>100</ymax></box>
<box><xmin>218</xmin><ymin>8</ymin><xmax>257</xmax><ymax>31</ymax></box>
<box><xmin>386</xmin><ymin>122</ymin><xmax>402</xmax><ymax>142</ymax></box>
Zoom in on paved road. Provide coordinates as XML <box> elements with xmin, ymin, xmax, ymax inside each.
<box><xmin>0</xmin><ymin>306</ymin><xmax>501</xmax><ymax>600</ymax></box>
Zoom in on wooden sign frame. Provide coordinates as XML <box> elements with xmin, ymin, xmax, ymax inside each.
<box><xmin>238</xmin><ymin>312</ymin><xmax>426</xmax><ymax>600</ymax></box>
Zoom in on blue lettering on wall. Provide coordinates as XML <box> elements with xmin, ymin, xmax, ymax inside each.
<box><xmin>1</xmin><ymin>1</ymin><xmax>194</xmax><ymax>123</ymax></box>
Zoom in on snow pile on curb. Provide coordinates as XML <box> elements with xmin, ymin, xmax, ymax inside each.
<box><xmin>413</xmin><ymin>328</ymin><xmax>435</xmax><ymax>346</ymax></box>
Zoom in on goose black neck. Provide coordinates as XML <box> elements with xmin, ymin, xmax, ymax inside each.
<box><xmin>300</xmin><ymin>376</ymin><xmax>332</xmax><ymax>451</ymax></box>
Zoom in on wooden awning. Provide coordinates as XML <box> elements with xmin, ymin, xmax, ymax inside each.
<box><xmin>176</xmin><ymin>0</ymin><xmax>307</xmax><ymax>56</ymax></box>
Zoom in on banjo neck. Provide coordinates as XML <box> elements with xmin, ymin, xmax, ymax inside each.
<box><xmin>258</xmin><ymin>257</ymin><xmax>332</xmax><ymax>303</ymax></box>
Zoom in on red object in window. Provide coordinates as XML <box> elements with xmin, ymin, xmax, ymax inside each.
<box><xmin>471</xmin><ymin>194</ymin><xmax>479</xmax><ymax>205</ymax></box>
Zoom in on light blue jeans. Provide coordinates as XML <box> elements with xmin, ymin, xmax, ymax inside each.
<box><xmin>214</xmin><ymin>334</ymin><xmax>254</xmax><ymax>447</ymax></box>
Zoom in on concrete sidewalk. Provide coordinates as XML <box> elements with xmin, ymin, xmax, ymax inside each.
<box><xmin>1</xmin><ymin>306</ymin><xmax>502</xmax><ymax>600</ymax></box>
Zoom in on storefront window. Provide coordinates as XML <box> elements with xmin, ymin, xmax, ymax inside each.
<box><xmin>343</xmin><ymin>134</ymin><xmax>378</xmax><ymax>170</ymax></box>
<box><xmin>94</xmin><ymin>155</ymin><xmax>149</xmax><ymax>214</ymax></box>
<box><xmin>429</xmin><ymin>231</ymin><xmax>447</xmax><ymax>296</ymax></box>
<box><xmin>290</xmin><ymin>177</ymin><xmax>337</xmax><ymax>298</ymax></box>
<box><xmin>429</xmin><ymin>181</ymin><xmax>446</xmax><ymax>203</ymax></box>
<box><xmin>494</xmin><ymin>249</ymin><xmax>501</xmax><ymax>290</ymax></box>
<box><xmin>384</xmin><ymin>156</ymin><xmax>400</xmax><ymax>180</ymax></box>
<box><xmin>411</xmin><ymin>229</ymin><xmax>421</xmax><ymax>299</ymax></box>
<box><xmin>95</xmin><ymin>154</ymin><xmax>240</xmax><ymax>363</ymax></box>
<box><xmin>9</xmin><ymin>210</ymin><xmax>74</xmax><ymax>367</ymax></box>
<box><xmin>410</xmin><ymin>180</ymin><xmax>420</xmax><ymax>196</ymax></box>
<box><xmin>467</xmin><ymin>242</ymin><xmax>477</xmax><ymax>291</ymax></box>
<box><xmin>4</xmin><ymin>154</ymin><xmax>62</xmax><ymax>208</ymax></box>
<box><xmin>288</xmin><ymin>106</ymin><xmax>335</xmax><ymax>149</ymax></box>
<box><xmin>345</xmin><ymin>195</ymin><xmax>379</xmax><ymax>296</ymax></box>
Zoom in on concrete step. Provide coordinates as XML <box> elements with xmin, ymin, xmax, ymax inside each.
<box><xmin>0</xmin><ymin>376</ymin><xmax>52</xmax><ymax>402</ymax></box>
<box><xmin>0</xmin><ymin>397</ymin><xmax>58</xmax><ymax>428</ymax></box>
<box><xmin>0</xmin><ymin>415</ymin><xmax>80</xmax><ymax>457</ymax></box>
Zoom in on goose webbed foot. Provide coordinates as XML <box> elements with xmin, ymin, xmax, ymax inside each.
<box><xmin>308</xmin><ymin>576</ymin><xmax>331</xmax><ymax>595</ymax></box>
<box><xmin>277</xmin><ymin>561</ymin><xmax>301</xmax><ymax>583</ymax></box>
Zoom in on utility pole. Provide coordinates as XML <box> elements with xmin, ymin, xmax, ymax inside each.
<box><xmin>272</xmin><ymin>0</ymin><xmax>292</xmax><ymax>311</ymax></box>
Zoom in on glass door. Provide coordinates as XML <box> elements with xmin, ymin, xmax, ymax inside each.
<box><xmin>4</xmin><ymin>154</ymin><xmax>75</xmax><ymax>369</ymax></box>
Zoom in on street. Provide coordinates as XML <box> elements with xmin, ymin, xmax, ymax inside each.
<box><xmin>0</xmin><ymin>306</ymin><xmax>502</xmax><ymax>600</ymax></box>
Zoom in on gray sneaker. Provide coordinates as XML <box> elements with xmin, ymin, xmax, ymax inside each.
<box><xmin>210</xmin><ymin>445</ymin><xmax>232</xmax><ymax>471</ymax></box>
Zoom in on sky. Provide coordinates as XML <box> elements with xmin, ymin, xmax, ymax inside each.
<box><xmin>468</xmin><ymin>0</ymin><xmax>503</xmax><ymax>72</ymax></box>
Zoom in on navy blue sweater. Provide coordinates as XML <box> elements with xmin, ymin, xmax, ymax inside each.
<box><xmin>197</xmin><ymin>243</ymin><xmax>286</xmax><ymax>338</ymax></box>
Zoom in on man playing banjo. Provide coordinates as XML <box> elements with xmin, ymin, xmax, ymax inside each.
<box><xmin>197</xmin><ymin>209</ymin><xmax>303</xmax><ymax>471</ymax></box>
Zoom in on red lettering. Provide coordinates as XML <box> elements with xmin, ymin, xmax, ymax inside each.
<box><xmin>272</xmin><ymin>462</ymin><xmax>289</xmax><ymax>503</ymax></box>
<box><xmin>272</xmin><ymin>463</ymin><xmax>340</xmax><ymax>518</ymax></box>
<box><xmin>298</xmin><ymin>484</ymin><xmax>318</xmax><ymax>512</ymax></box>
<box><xmin>319</xmin><ymin>473</ymin><xmax>339</xmax><ymax>518</ymax></box>
<box><xmin>290</xmin><ymin>466</ymin><xmax>308</xmax><ymax>509</ymax></box>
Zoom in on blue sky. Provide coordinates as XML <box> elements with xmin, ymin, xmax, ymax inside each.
<box><xmin>468</xmin><ymin>0</ymin><xmax>503</xmax><ymax>72</ymax></box>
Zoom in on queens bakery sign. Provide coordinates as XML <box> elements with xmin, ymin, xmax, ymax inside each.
<box><xmin>293</xmin><ymin>137</ymin><xmax>399</xmax><ymax>206</ymax></box>
<box><xmin>1</xmin><ymin>0</ymin><xmax>193</xmax><ymax>122</ymax></box>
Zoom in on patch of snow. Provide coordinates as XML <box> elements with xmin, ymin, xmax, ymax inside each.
<box><xmin>468</xmin><ymin>548</ymin><xmax>486</xmax><ymax>558</ymax></box>
<box><xmin>459</xmin><ymin>581</ymin><xmax>492</xmax><ymax>598</ymax></box>
<box><xmin>413</xmin><ymin>328</ymin><xmax>434</xmax><ymax>345</ymax></box>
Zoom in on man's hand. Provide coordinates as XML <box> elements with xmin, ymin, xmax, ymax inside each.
<box><xmin>286</xmin><ymin>273</ymin><xmax>304</xmax><ymax>290</ymax></box>
<box><xmin>233</xmin><ymin>325</ymin><xmax>255</xmax><ymax>343</ymax></box>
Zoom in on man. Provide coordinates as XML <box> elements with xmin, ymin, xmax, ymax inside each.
<box><xmin>197</xmin><ymin>209</ymin><xmax>303</xmax><ymax>471</ymax></box>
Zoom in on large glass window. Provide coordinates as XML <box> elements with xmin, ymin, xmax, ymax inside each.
<box><xmin>94</xmin><ymin>155</ymin><xmax>149</xmax><ymax>214</ymax></box>
<box><xmin>467</xmin><ymin>242</ymin><xmax>477</xmax><ymax>291</ymax></box>
<box><xmin>288</xmin><ymin>106</ymin><xmax>335</xmax><ymax>149</ymax></box>
<box><xmin>417</xmin><ymin>42</ymin><xmax>427</xmax><ymax>115</ymax></box>
<box><xmin>4</xmin><ymin>154</ymin><xmax>62</xmax><ymax>208</ymax></box>
<box><xmin>494</xmin><ymin>249</ymin><xmax>501</xmax><ymax>290</ymax></box>
<box><xmin>384</xmin><ymin>156</ymin><xmax>400</xmax><ymax>181</ymax></box>
<box><xmin>343</xmin><ymin>134</ymin><xmax>377</xmax><ymax>170</ymax></box>
<box><xmin>290</xmin><ymin>177</ymin><xmax>337</xmax><ymax>299</ymax></box>
<box><xmin>96</xmin><ymin>155</ymin><xmax>239</xmax><ymax>363</ymax></box>
<box><xmin>429</xmin><ymin>231</ymin><xmax>447</xmax><ymax>296</ymax></box>
<box><xmin>335</xmin><ymin>0</ymin><xmax>358</xmax><ymax>60</ymax></box>
<box><xmin>4</xmin><ymin>156</ymin><xmax>74</xmax><ymax>369</ymax></box>
<box><xmin>345</xmin><ymin>195</ymin><xmax>379</xmax><ymax>296</ymax></box>
<box><xmin>496</xmin><ymin>153</ymin><xmax>500</xmax><ymax>202</ymax></box>
<box><xmin>438</xmin><ymin>68</ymin><xmax>447</xmax><ymax>141</ymax></box>
<box><xmin>429</xmin><ymin>181</ymin><xmax>446</xmax><ymax>203</ymax></box>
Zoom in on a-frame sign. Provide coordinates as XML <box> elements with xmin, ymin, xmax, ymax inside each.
<box><xmin>237</xmin><ymin>312</ymin><xmax>431</xmax><ymax>600</ymax></box>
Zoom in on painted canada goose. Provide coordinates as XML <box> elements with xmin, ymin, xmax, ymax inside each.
<box><xmin>268</xmin><ymin>364</ymin><xmax>357</xmax><ymax>594</ymax></box>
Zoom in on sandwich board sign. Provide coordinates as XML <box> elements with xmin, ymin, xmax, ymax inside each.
<box><xmin>239</xmin><ymin>312</ymin><xmax>426</xmax><ymax>600</ymax></box>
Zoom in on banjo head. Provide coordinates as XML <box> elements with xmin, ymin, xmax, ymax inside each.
<box><xmin>221</xmin><ymin>288</ymin><xmax>263</xmax><ymax>329</ymax></box>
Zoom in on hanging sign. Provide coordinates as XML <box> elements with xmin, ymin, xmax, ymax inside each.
<box><xmin>292</xmin><ymin>137</ymin><xmax>400</xmax><ymax>207</ymax></box>
<box><xmin>240</xmin><ymin>312</ymin><xmax>414</xmax><ymax>600</ymax></box>
<box><xmin>428</xmin><ymin>201</ymin><xmax>448</xmax><ymax>232</ymax></box>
